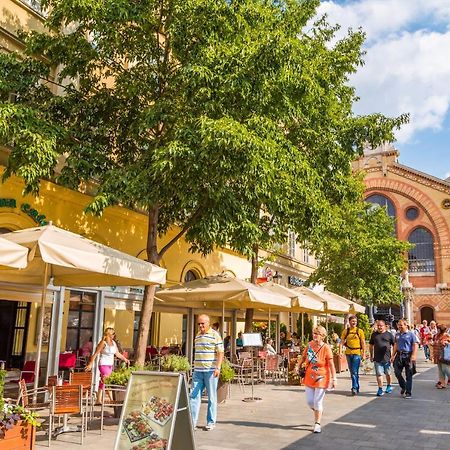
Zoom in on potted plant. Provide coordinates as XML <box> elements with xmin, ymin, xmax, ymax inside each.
<box><xmin>160</xmin><ymin>355</ymin><xmax>191</xmax><ymax>373</ymax></box>
<box><xmin>0</xmin><ymin>369</ymin><xmax>40</xmax><ymax>449</ymax></box>
<box><xmin>217</xmin><ymin>359</ymin><xmax>235</xmax><ymax>404</ymax></box>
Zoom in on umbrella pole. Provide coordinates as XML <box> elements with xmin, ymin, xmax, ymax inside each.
<box><xmin>268</xmin><ymin>308</ymin><xmax>271</xmax><ymax>341</ymax></box>
<box><xmin>222</xmin><ymin>301</ymin><xmax>225</xmax><ymax>339</ymax></box>
<box><xmin>34</xmin><ymin>262</ymin><xmax>49</xmax><ymax>393</ymax></box>
<box><xmin>301</xmin><ymin>313</ymin><xmax>304</xmax><ymax>342</ymax></box>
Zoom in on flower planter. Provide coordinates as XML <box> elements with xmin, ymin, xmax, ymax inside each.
<box><xmin>0</xmin><ymin>421</ymin><xmax>36</xmax><ymax>450</ymax></box>
<box><xmin>112</xmin><ymin>389</ymin><xmax>126</xmax><ymax>419</ymax></box>
<box><xmin>333</xmin><ymin>354</ymin><xmax>348</xmax><ymax>373</ymax></box>
<box><xmin>217</xmin><ymin>380</ymin><xmax>229</xmax><ymax>404</ymax></box>
<box><xmin>287</xmin><ymin>359</ymin><xmax>301</xmax><ymax>385</ymax></box>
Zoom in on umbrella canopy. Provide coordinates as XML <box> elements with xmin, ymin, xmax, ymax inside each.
<box><xmin>1</xmin><ymin>224</ymin><xmax>167</xmax><ymax>391</ymax></box>
<box><xmin>309</xmin><ymin>288</ymin><xmax>350</xmax><ymax>314</ymax></box>
<box><xmin>321</xmin><ymin>290</ymin><xmax>366</xmax><ymax>314</ymax></box>
<box><xmin>155</xmin><ymin>275</ymin><xmax>291</xmax><ymax>310</ymax></box>
<box><xmin>0</xmin><ymin>224</ymin><xmax>166</xmax><ymax>286</ymax></box>
<box><xmin>0</xmin><ymin>236</ymin><xmax>28</xmax><ymax>269</ymax></box>
<box><xmin>261</xmin><ymin>282</ymin><xmax>324</xmax><ymax>313</ymax></box>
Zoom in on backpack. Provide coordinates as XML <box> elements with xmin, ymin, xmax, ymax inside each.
<box><xmin>343</xmin><ymin>327</ymin><xmax>363</xmax><ymax>350</ymax></box>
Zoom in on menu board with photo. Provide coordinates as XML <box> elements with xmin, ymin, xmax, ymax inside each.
<box><xmin>114</xmin><ymin>372</ymin><xmax>195</xmax><ymax>450</ymax></box>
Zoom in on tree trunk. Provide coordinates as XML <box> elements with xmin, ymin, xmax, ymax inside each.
<box><xmin>135</xmin><ymin>206</ymin><xmax>161</xmax><ymax>366</ymax></box>
<box><xmin>244</xmin><ymin>244</ymin><xmax>259</xmax><ymax>333</ymax></box>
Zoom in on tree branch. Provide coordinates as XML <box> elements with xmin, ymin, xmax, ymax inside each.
<box><xmin>158</xmin><ymin>206</ymin><xmax>204</xmax><ymax>259</ymax></box>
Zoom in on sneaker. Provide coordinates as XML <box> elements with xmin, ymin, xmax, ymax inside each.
<box><xmin>400</xmin><ymin>388</ymin><xmax>405</xmax><ymax>397</ymax></box>
<box><xmin>351</xmin><ymin>388</ymin><xmax>357</xmax><ymax>396</ymax></box>
<box><xmin>313</xmin><ymin>423</ymin><xmax>321</xmax><ymax>433</ymax></box>
<box><xmin>376</xmin><ymin>387</ymin><xmax>384</xmax><ymax>397</ymax></box>
<box><xmin>405</xmin><ymin>393</ymin><xmax>412</xmax><ymax>399</ymax></box>
<box><xmin>385</xmin><ymin>385</ymin><xmax>393</xmax><ymax>394</ymax></box>
<box><xmin>205</xmin><ymin>423</ymin><xmax>215</xmax><ymax>431</ymax></box>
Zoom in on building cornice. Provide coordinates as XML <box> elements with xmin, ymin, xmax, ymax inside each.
<box><xmin>363</xmin><ymin>162</ymin><xmax>450</xmax><ymax>195</ymax></box>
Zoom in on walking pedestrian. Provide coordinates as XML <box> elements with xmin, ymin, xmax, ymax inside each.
<box><xmin>85</xmin><ymin>327</ymin><xmax>129</xmax><ymax>403</ymax></box>
<box><xmin>369</xmin><ymin>320</ymin><xmax>395</xmax><ymax>396</ymax></box>
<box><xmin>297</xmin><ymin>325</ymin><xmax>336</xmax><ymax>434</ymax></box>
<box><xmin>190</xmin><ymin>314</ymin><xmax>224</xmax><ymax>431</ymax></box>
<box><xmin>392</xmin><ymin>319</ymin><xmax>419</xmax><ymax>399</ymax></box>
<box><xmin>420</xmin><ymin>320</ymin><xmax>431</xmax><ymax>361</ymax></box>
<box><xmin>431</xmin><ymin>324</ymin><xmax>450</xmax><ymax>389</ymax></box>
<box><xmin>340</xmin><ymin>315</ymin><xmax>366</xmax><ymax>395</ymax></box>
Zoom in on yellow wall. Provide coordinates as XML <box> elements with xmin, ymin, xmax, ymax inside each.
<box><xmin>104</xmin><ymin>309</ymin><xmax>135</xmax><ymax>348</ymax></box>
<box><xmin>158</xmin><ymin>313</ymin><xmax>183</xmax><ymax>347</ymax></box>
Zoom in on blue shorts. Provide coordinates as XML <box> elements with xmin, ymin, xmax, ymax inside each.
<box><xmin>374</xmin><ymin>361</ymin><xmax>391</xmax><ymax>377</ymax></box>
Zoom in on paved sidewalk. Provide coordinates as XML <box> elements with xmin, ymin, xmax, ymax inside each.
<box><xmin>36</xmin><ymin>355</ymin><xmax>449</xmax><ymax>449</ymax></box>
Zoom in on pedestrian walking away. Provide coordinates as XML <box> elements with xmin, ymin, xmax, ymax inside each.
<box><xmin>419</xmin><ymin>320</ymin><xmax>431</xmax><ymax>361</ymax></box>
<box><xmin>369</xmin><ymin>320</ymin><xmax>395</xmax><ymax>396</ymax></box>
<box><xmin>190</xmin><ymin>313</ymin><xmax>224</xmax><ymax>431</ymax></box>
<box><xmin>340</xmin><ymin>315</ymin><xmax>366</xmax><ymax>395</ymax></box>
<box><xmin>392</xmin><ymin>319</ymin><xmax>419</xmax><ymax>399</ymax></box>
<box><xmin>297</xmin><ymin>325</ymin><xmax>337</xmax><ymax>434</ymax></box>
<box><xmin>431</xmin><ymin>323</ymin><xmax>450</xmax><ymax>389</ymax></box>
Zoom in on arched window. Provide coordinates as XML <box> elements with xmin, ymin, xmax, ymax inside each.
<box><xmin>184</xmin><ymin>270</ymin><xmax>200</xmax><ymax>282</ymax></box>
<box><xmin>408</xmin><ymin>227</ymin><xmax>435</xmax><ymax>273</ymax></box>
<box><xmin>365</xmin><ymin>194</ymin><xmax>396</xmax><ymax>218</ymax></box>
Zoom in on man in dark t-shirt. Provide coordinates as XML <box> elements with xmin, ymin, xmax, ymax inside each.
<box><xmin>369</xmin><ymin>320</ymin><xmax>395</xmax><ymax>396</ymax></box>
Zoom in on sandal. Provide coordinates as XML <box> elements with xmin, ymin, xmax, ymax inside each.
<box><xmin>436</xmin><ymin>383</ymin><xmax>446</xmax><ymax>389</ymax></box>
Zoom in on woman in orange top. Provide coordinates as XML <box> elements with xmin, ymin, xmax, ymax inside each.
<box><xmin>298</xmin><ymin>325</ymin><xmax>337</xmax><ymax>433</ymax></box>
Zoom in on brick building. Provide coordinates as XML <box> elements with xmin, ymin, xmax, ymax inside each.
<box><xmin>353</xmin><ymin>143</ymin><xmax>450</xmax><ymax>326</ymax></box>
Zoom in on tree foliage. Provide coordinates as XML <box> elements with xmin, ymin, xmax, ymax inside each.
<box><xmin>0</xmin><ymin>0</ymin><xmax>408</xmax><ymax>361</ymax></box>
<box><xmin>307</xmin><ymin>193</ymin><xmax>411</xmax><ymax>305</ymax></box>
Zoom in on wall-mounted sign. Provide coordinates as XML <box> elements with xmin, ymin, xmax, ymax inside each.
<box><xmin>442</xmin><ymin>199</ymin><xmax>450</xmax><ymax>209</ymax></box>
<box><xmin>0</xmin><ymin>198</ymin><xmax>16</xmax><ymax>208</ymax></box>
<box><xmin>114</xmin><ymin>372</ymin><xmax>195</xmax><ymax>450</ymax></box>
<box><xmin>288</xmin><ymin>276</ymin><xmax>305</xmax><ymax>287</ymax></box>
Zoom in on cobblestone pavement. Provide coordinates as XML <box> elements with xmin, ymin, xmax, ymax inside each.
<box><xmin>36</xmin><ymin>354</ymin><xmax>449</xmax><ymax>450</ymax></box>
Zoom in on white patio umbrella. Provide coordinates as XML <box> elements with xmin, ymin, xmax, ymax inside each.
<box><xmin>1</xmin><ymin>224</ymin><xmax>167</xmax><ymax>390</ymax></box>
<box><xmin>0</xmin><ymin>236</ymin><xmax>28</xmax><ymax>269</ymax></box>
<box><xmin>321</xmin><ymin>290</ymin><xmax>366</xmax><ymax>314</ymax></box>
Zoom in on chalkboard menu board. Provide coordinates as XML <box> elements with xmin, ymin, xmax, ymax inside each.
<box><xmin>114</xmin><ymin>372</ymin><xmax>195</xmax><ymax>450</ymax></box>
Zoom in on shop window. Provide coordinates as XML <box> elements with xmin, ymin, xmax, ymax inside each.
<box><xmin>408</xmin><ymin>227</ymin><xmax>435</xmax><ymax>273</ymax></box>
<box><xmin>66</xmin><ymin>291</ymin><xmax>96</xmax><ymax>351</ymax></box>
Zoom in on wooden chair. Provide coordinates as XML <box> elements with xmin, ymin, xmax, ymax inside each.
<box><xmin>48</xmin><ymin>385</ymin><xmax>85</xmax><ymax>446</ymax></box>
<box><xmin>100</xmin><ymin>384</ymin><xmax>127</xmax><ymax>434</ymax></box>
<box><xmin>18</xmin><ymin>379</ymin><xmax>50</xmax><ymax>410</ymax></box>
<box><xmin>69</xmin><ymin>371</ymin><xmax>94</xmax><ymax>427</ymax></box>
<box><xmin>263</xmin><ymin>355</ymin><xmax>284</xmax><ymax>384</ymax></box>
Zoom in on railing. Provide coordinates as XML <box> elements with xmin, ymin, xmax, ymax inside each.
<box><xmin>408</xmin><ymin>259</ymin><xmax>435</xmax><ymax>273</ymax></box>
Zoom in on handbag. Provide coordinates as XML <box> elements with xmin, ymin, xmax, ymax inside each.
<box><xmin>439</xmin><ymin>343</ymin><xmax>450</xmax><ymax>364</ymax></box>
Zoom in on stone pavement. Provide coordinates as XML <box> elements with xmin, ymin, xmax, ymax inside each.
<box><xmin>36</xmin><ymin>355</ymin><xmax>450</xmax><ymax>450</ymax></box>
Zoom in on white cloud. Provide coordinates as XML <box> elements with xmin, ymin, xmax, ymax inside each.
<box><xmin>317</xmin><ymin>1</ymin><xmax>450</xmax><ymax>143</ymax></box>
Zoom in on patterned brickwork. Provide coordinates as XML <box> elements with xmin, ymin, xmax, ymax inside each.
<box><xmin>413</xmin><ymin>293</ymin><xmax>450</xmax><ymax>324</ymax></box>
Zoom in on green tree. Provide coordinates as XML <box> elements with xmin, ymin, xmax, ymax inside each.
<box><xmin>308</xmin><ymin>194</ymin><xmax>411</xmax><ymax>305</ymax></box>
<box><xmin>0</xmin><ymin>0</ymin><xmax>407</xmax><ymax>363</ymax></box>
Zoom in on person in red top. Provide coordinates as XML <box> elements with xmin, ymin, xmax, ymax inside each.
<box><xmin>420</xmin><ymin>320</ymin><xmax>431</xmax><ymax>361</ymax></box>
<box><xmin>298</xmin><ymin>325</ymin><xmax>337</xmax><ymax>434</ymax></box>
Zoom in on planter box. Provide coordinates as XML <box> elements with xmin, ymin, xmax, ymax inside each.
<box><xmin>287</xmin><ymin>359</ymin><xmax>301</xmax><ymax>385</ymax></box>
<box><xmin>217</xmin><ymin>380</ymin><xmax>230</xmax><ymax>404</ymax></box>
<box><xmin>333</xmin><ymin>354</ymin><xmax>348</xmax><ymax>373</ymax></box>
<box><xmin>0</xmin><ymin>421</ymin><xmax>36</xmax><ymax>450</ymax></box>
<box><xmin>112</xmin><ymin>389</ymin><xmax>126</xmax><ymax>419</ymax></box>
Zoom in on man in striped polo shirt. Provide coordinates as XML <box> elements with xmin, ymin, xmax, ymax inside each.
<box><xmin>190</xmin><ymin>314</ymin><xmax>224</xmax><ymax>431</ymax></box>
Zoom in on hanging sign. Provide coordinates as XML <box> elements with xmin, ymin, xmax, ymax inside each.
<box><xmin>114</xmin><ymin>372</ymin><xmax>195</xmax><ymax>450</ymax></box>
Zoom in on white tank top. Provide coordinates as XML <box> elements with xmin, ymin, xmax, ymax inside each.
<box><xmin>99</xmin><ymin>340</ymin><xmax>118</xmax><ymax>366</ymax></box>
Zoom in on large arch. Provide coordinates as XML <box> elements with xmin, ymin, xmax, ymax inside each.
<box><xmin>365</xmin><ymin>178</ymin><xmax>450</xmax><ymax>247</ymax></box>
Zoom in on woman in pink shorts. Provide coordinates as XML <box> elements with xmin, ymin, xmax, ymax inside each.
<box><xmin>85</xmin><ymin>327</ymin><xmax>129</xmax><ymax>403</ymax></box>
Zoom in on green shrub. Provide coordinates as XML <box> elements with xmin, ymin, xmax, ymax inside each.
<box><xmin>0</xmin><ymin>369</ymin><xmax>6</xmax><ymax>412</ymax></box>
<box><xmin>220</xmin><ymin>359</ymin><xmax>235</xmax><ymax>383</ymax></box>
<box><xmin>160</xmin><ymin>355</ymin><xmax>190</xmax><ymax>373</ymax></box>
<box><xmin>104</xmin><ymin>364</ymin><xmax>152</xmax><ymax>386</ymax></box>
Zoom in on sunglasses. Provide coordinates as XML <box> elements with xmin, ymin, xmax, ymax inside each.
<box><xmin>198</xmin><ymin>322</ymin><xmax>208</xmax><ymax>325</ymax></box>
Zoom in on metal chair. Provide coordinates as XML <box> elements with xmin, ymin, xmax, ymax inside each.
<box><xmin>231</xmin><ymin>357</ymin><xmax>253</xmax><ymax>391</ymax></box>
<box><xmin>48</xmin><ymin>385</ymin><xmax>85</xmax><ymax>446</ymax></box>
<box><xmin>99</xmin><ymin>384</ymin><xmax>127</xmax><ymax>434</ymax></box>
<box><xmin>263</xmin><ymin>355</ymin><xmax>284</xmax><ymax>384</ymax></box>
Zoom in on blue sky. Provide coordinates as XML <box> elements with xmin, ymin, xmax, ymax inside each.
<box><xmin>316</xmin><ymin>0</ymin><xmax>450</xmax><ymax>180</ymax></box>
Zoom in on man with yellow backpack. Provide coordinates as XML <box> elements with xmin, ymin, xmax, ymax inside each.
<box><xmin>340</xmin><ymin>315</ymin><xmax>366</xmax><ymax>395</ymax></box>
